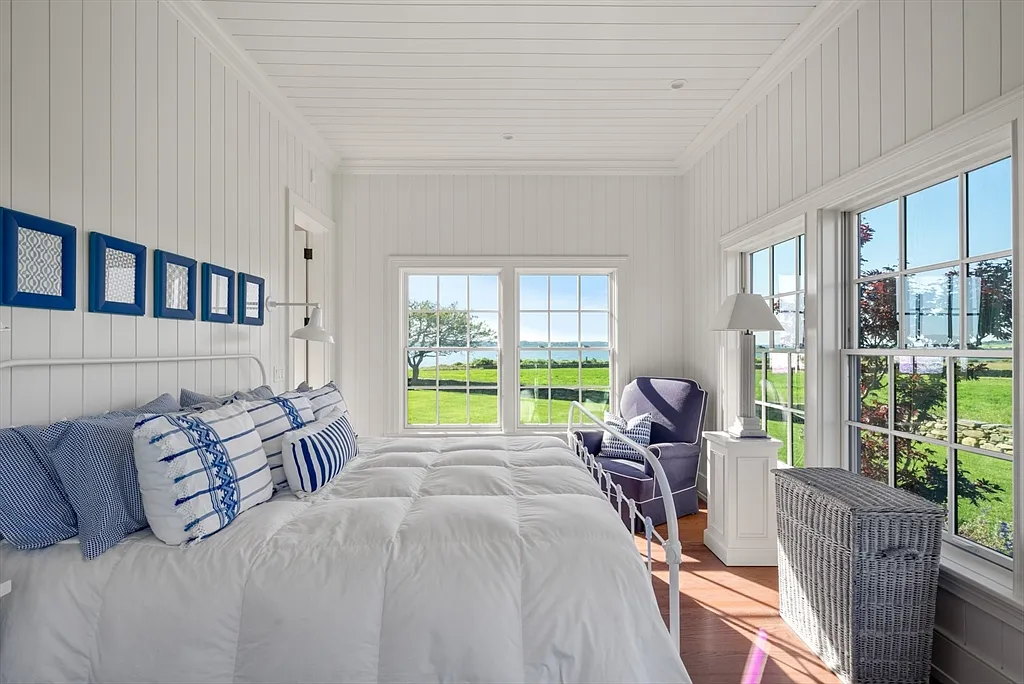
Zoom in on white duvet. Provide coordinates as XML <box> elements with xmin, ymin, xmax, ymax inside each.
<box><xmin>0</xmin><ymin>435</ymin><xmax>690</xmax><ymax>684</ymax></box>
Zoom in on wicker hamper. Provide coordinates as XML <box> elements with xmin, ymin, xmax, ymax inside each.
<box><xmin>773</xmin><ymin>468</ymin><xmax>945</xmax><ymax>684</ymax></box>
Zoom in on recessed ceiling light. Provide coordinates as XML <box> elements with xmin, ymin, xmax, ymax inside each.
<box><xmin>502</xmin><ymin>133</ymin><xmax>514</xmax><ymax>140</ymax></box>
<box><xmin>669</xmin><ymin>79</ymin><xmax>688</xmax><ymax>90</ymax></box>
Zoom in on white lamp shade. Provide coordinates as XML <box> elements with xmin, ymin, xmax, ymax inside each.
<box><xmin>712</xmin><ymin>293</ymin><xmax>784</xmax><ymax>332</ymax></box>
<box><xmin>291</xmin><ymin>306</ymin><xmax>334</xmax><ymax>344</ymax></box>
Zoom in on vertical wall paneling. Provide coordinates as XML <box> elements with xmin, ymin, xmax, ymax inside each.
<box><xmin>964</xmin><ymin>0</ymin><xmax>1001</xmax><ymax>112</ymax></box>
<box><xmin>1003</xmin><ymin>0</ymin><xmax>1024</xmax><ymax>93</ymax></box>
<box><xmin>857</xmin><ymin>0</ymin><xmax>881</xmax><ymax>166</ymax></box>
<box><xmin>766</xmin><ymin>86</ymin><xmax>780</xmax><ymax>213</ymax></box>
<box><xmin>879</xmin><ymin>0</ymin><xmax>906</xmax><ymax>154</ymax></box>
<box><xmin>820</xmin><ymin>30</ymin><xmax>840</xmax><ymax>184</ymax></box>
<box><xmin>778</xmin><ymin>73</ymin><xmax>793</xmax><ymax>208</ymax></box>
<box><xmin>791</xmin><ymin>62</ymin><xmax>807</xmax><ymax>199</ymax></box>
<box><xmin>805</xmin><ymin>47</ymin><xmax>823</xmax><ymax>192</ymax></box>
<box><xmin>931</xmin><ymin>0</ymin><xmax>964</xmax><ymax>128</ymax></box>
<box><xmin>837</xmin><ymin>14</ymin><xmax>859</xmax><ymax>176</ymax></box>
<box><xmin>904</xmin><ymin>0</ymin><xmax>933</xmax><ymax>141</ymax></box>
<box><xmin>0</xmin><ymin>0</ymin><xmax>331</xmax><ymax>426</ymax></box>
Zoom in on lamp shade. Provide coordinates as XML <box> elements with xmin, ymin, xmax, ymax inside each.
<box><xmin>291</xmin><ymin>306</ymin><xmax>334</xmax><ymax>344</ymax></box>
<box><xmin>712</xmin><ymin>293</ymin><xmax>784</xmax><ymax>332</ymax></box>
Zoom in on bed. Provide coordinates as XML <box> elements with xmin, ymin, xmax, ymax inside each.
<box><xmin>0</xmin><ymin>431</ymin><xmax>690</xmax><ymax>683</ymax></box>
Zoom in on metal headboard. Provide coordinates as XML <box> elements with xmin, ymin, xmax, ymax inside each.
<box><xmin>0</xmin><ymin>354</ymin><xmax>268</xmax><ymax>386</ymax></box>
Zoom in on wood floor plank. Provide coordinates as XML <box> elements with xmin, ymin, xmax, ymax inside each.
<box><xmin>640</xmin><ymin>508</ymin><xmax>840</xmax><ymax>684</ymax></box>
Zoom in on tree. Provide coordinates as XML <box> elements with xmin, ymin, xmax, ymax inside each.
<box><xmin>856</xmin><ymin>219</ymin><xmax>1005</xmax><ymax>517</ymax></box>
<box><xmin>406</xmin><ymin>301</ymin><xmax>497</xmax><ymax>383</ymax></box>
<box><xmin>967</xmin><ymin>257</ymin><xmax>1013</xmax><ymax>348</ymax></box>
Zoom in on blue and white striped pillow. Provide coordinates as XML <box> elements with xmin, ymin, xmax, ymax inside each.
<box><xmin>133</xmin><ymin>403</ymin><xmax>273</xmax><ymax>545</ymax></box>
<box><xmin>239</xmin><ymin>396</ymin><xmax>314</xmax><ymax>491</ymax></box>
<box><xmin>281</xmin><ymin>409</ymin><xmax>357</xmax><ymax>497</ymax></box>
<box><xmin>599</xmin><ymin>412</ymin><xmax>653</xmax><ymax>462</ymax></box>
<box><xmin>281</xmin><ymin>381</ymin><xmax>348</xmax><ymax>421</ymax></box>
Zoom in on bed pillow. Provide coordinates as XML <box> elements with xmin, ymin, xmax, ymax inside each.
<box><xmin>238</xmin><ymin>396</ymin><xmax>314</xmax><ymax>491</ymax></box>
<box><xmin>133</xmin><ymin>403</ymin><xmax>273</xmax><ymax>545</ymax></box>
<box><xmin>281</xmin><ymin>409</ymin><xmax>358</xmax><ymax>498</ymax></box>
<box><xmin>0</xmin><ymin>426</ymin><xmax>78</xmax><ymax>550</ymax></box>
<box><xmin>280</xmin><ymin>381</ymin><xmax>348</xmax><ymax>421</ymax></box>
<box><xmin>179</xmin><ymin>385</ymin><xmax>275</xmax><ymax>409</ymax></box>
<box><xmin>599</xmin><ymin>412</ymin><xmax>653</xmax><ymax>463</ymax></box>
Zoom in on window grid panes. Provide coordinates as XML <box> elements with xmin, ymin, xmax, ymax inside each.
<box><xmin>405</xmin><ymin>274</ymin><xmax>500</xmax><ymax>427</ymax></box>
<box><xmin>518</xmin><ymin>273</ymin><xmax>612</xmax><ymax>426</ymax></box>
<box><xmin>847</xmin><ymin>157</ymin><xmax>1014</xmax><ymax>564</ymax></box>
<box><xmin>749</xmin><ymin>235</ymin><xmax>806</xmax><ymax>466</ymax></box>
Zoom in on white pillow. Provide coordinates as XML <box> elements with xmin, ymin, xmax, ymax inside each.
<box><xmin>280</xmin><ymin>381</ymin><xmax>349</xmax><ymax>421</ymax></box>
<box><xmin>237</xmin><ymin>396</ymin><xmax>315</xmax><ymax>492</ymax></box>
<box><xmin>281</xmin><ymin>408</ymin><xmax>358</xmax><ymax>498</ymax></box>
<box><xmin>133</xmin><ymin>403</ymin><xmax>273</xmax><ymax>545</ymax></box>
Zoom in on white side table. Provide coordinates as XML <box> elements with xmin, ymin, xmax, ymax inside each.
<box><xmin>702</xmin><ymin>431</ymin><xmax>782</xmax><ymax>566</ymax></box>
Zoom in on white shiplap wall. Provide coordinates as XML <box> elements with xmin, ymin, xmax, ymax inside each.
<box><xmin>336</xmin><ymin>173</ymin><xmax>688</xmax><ymax>437</ymax></box>
<box><xmin>0</xmin><ymin>0</ymin><xmax>333</xmax><ymax>428</ymax></box>
<box><xmin>678</xmin><ymin>2</ymin><xmax>1023</xmax><ymax>683</ymax></box>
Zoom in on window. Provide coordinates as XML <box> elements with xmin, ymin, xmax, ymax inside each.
<box><xmin>846</xmin><ymin>157</ymin><xmax>1014</xmax><ymax>565</ymax></box>
<box><xmin>397</xmin><ymin>260</ymin><xmax>621</xmax><ymax>433</ymax></box>
<box><xmin>518</xmin><ymin>273</ymin><xmax>613</xmax><ymax>426</ymax></box>
<box><xmin>405</xmin><ymin>273</ymin><xmax>500</xmax><ymax>426</ymax></box>
<box><xmin>748</xmin><ymin>236</ymin><xmax>806</xmax><ymax>465</ymax></box>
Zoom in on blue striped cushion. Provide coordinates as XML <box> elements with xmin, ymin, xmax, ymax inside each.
<box><xmin>133</xmin><ymin>403</ymin><xmax>273</xmax><ymax>545</ymax></box>
<box><xmin>599</xmin><ymin>412</ymin><xmax>653</xmax><ymax>462</ymax></box>
<box><xmin>281</xmin><ymin>381</ymin><xmax>348</xmax><ymax>421</ymax></box>
<box><xmin>239</xmin><ymin>396</ymin><xmax>314</xmax><ymax>491</ymax></box>
<box><xmin>281</xmin><ymin>410</ymin><xmax>357</xmax><ymax>497</ymax></box>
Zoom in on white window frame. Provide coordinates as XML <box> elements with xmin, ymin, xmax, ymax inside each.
<box><xmin>386</xmin><ymin>256</ymin><xmax>628</xmax><ymax>436</ymax></box>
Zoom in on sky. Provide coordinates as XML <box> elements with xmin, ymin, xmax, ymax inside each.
<box><xmin>407</xmin><ymin>273</ymin><xmax>610</xmax><ymax>347</ymax></box>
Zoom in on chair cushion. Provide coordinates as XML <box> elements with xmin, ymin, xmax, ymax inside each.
<box><xmin>598</xmin><ymin>411</ymin><xmax>652</xmax><ymax>462</ymax></box>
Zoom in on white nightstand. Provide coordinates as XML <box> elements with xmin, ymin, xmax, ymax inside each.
<box><xmin>0</xmin><ymin>580</ymin><xmax>10</xmax><ymax>598</ymax></box>
<box><xmin>702</xmin><ymin>431</ymin><xmax>783</xmax><ymax>566</ymax></box>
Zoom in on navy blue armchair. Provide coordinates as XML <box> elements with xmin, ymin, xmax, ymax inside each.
<box><xmin>575</xmin><ymin>377</ymin><xmax>708</xmax><ymax>526</ymax></box>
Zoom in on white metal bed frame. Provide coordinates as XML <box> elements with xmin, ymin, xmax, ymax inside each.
<box><xmin>567</xmin><ymin>401</ymin><xmax>682</xmax><ymax>648</ymax></box>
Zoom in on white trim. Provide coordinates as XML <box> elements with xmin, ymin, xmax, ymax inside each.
<box><xmin>676</xmin><ymin>0</ymin><xmax>863</xmax><ymax>172</ymax></box>
<box><xmin>164</xmin><ymin>0</ymin><xmax>338</xmax><ymax>170</ymax></box>
<box><xmin>284</xmin><ymin>187</ymin><xmax>336</xmax><ymax>391</ymax></box>
<box><xmin>336</xmin><ymin>161</ymin><xmax>683</xmax><ymax>176</ymax></box>
<box><xmin>939</xmin><ymin>544</ymin><xmax>1021</xmax><ymax>630</ymax></box>
<box><xmin>386</xmin><ymin>256</ymin><xmax>628</xmax><ymax>436</ymax></box>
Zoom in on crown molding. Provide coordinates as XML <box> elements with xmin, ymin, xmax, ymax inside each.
<box><xmin>675</xmin><ymin>0</ymin><xmax>863</xmax><ymax>173</ymax></box>
<box><xmin>335</xmin><ymin>158</ymin><xmax>683</xmax><ymax>175</ymax></box>
<box><xmin>164</xmin><ymin>0</ymin><xmax>339</xmax><ymax>171</ymax></box>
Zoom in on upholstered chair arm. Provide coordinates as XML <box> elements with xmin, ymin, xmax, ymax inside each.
<box><xmin>573</xmin><ymin>430</ymin><xmax>605</xmax><ymax>456</ymax></box>
<box><xmin>646</xmin><ymin>442</ymin><xmax>701</xmax><ymax>494</ymax></box>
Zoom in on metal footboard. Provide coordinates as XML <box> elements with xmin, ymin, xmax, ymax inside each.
<box><xmin>566</xmin><ymin>402</ymin><xmax>682</xmax><ymax>648</ymax></box>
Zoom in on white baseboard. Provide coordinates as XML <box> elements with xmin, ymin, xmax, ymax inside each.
<box><xmin>702</xmin><ymin>529</ymin><xmax>778</xmax><ymax>566</ymax></box>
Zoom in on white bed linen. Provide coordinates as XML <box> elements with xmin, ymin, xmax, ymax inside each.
<box><xmin>0</xmin><ymin>435</ymin><xmax>690</xmax><ymax>684</ymax></box>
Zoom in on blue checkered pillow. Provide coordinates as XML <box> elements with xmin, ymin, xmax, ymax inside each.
<box><xmin>239</xmin><ymin>396</ymin><xmax>315</xmax><ymax>491</ymax></box>
<box><xmin>281</xmin><ymin>409</ymin><xmax>357</xmax><ymax>497</ymax></box>
<box><xmin>133</xmin><ymin>403</ymin><xmax>273</xmax><ymax>545</ymax></box>
<box><xmin>599</xmin><ymin>412</ymin><xmax>653</xmax><ymax>462</ymax></box>
<box><xmin>180</xmin><ymin>385</ymin><xmax>275</xmax><ymax>409</ymax></box>
<box><xmin>0</xmin><ymin>426</ymin><xmax>77</xmax><ymax>550</ymax></box>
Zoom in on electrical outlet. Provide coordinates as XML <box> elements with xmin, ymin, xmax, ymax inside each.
<box><xmin>273</xmin><ymin>367</ymin><xmax>286</xmax><ymax>383</ymax></box>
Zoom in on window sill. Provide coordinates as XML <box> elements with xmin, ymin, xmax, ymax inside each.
<box><xmin>939</xmin><ymin>542</ymin><xmax>1022</xmax><ymax>631</ymax></box>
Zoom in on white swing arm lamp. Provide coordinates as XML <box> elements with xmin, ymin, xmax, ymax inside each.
<box><xmin>265</xmin><ymin>297</ymin><xmax>334</xmax><ymax>344</ymax></box>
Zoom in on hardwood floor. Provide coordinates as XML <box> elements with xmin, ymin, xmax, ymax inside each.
<box><xmin>640</xmin><ymin>508</ymin><xmax>840</xmax><ymax>684</ymax></box>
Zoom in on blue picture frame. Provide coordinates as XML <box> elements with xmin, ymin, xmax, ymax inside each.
<box><xmin>201</xmin><ymin>263</ymin><xmax>235</xmax><ymax>323</ymax></box>
<box><xmin>238</xmin><ymin>272</ymin><xmax>265</xmax><ymax>326</ymax></box>
<box><xmin>0</xmin><ymin>207</ymin><xmax>77</xmax><ymax>310</ymax></box>
<box><xmin>88</xmin><ymin>232</ymin><xmax>146</xmax><ymax>315</ymax></box>
<box><xmin>154</xmin><ymin>249</ymin><xmax>197</xmax><ymax>320</ymax></box>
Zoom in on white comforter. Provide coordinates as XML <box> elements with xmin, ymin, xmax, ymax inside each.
<box><xmin>0</xmin><ymin>435</ymin><xmax>690</xmax><ymax>684</ymax></box>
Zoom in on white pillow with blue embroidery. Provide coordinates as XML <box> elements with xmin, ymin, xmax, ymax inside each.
<box><xmin>237</xmin><ymin>396</ymin><xmax>315</xmax><ymax>491</ymax></box>
<box><xmin>133</xmin><ymin>403</ymin><xmax>273</xmax><ymax>545</ymax></box>
<box><xmin>599</xmin><ymin>411</ymin><xmax>653</xmax><ymax>463</ymax></box>
<box><xmin>281</xmin><ymin>408</ymin><xmax>358</xmax><ymax>498</ymax></box>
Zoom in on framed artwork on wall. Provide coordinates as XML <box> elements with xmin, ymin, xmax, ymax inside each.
<box><xmin>202</xmin><ymin>263</ymin><xmax>235</xmax><ymax>323</ymax></box>
<box><xmin>154</xmin><ymin>250</ymin><xmax>197</xmax><ymax>320</ymax></box>
<box><xmin>238</xmin><ymin>272</ymin><xmax>265</xmax><ymax>326</ymax></box>
<box><xmin>88</xmin><ymin>232</ymin><xmax>146</xmax><ymax>315</ymax></box>
<box><xmin>0</xmin><ymin>207</ymin><xmax>77</xmax><ymax>310</ymax></box>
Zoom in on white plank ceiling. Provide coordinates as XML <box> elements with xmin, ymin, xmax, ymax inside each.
<box><xmin>202</xmin><ymin>0</ymin><xmax>819</xmax><ymax>170</ymax></box>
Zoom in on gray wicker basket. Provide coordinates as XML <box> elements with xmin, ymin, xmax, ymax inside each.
<box><xmin>773</xmin><ymin>468</ymin><xmax>944</xmax><ymax>684</ymax></box>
